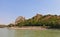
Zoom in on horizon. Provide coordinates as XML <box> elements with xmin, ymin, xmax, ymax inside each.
<box><xmin>0</xmin><ymin>0</ymin><xmax>60</xmax><ymax>25</ymax></box>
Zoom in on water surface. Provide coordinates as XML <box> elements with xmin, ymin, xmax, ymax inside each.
<box><xmin>0</xmin><ymin>28</ymin><xmax>60</xmax><ymax>37</ymax></box>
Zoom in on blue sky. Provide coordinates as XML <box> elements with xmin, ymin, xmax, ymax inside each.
<box><xmin>0</xmin><ymin>0</ymin><xmax>60</xmax><ymax>24</ymax></box>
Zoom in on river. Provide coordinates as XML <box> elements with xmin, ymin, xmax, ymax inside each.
<box><xmin>0</xmin><ymin>28</ymin><xmax>60</xmax><ymax>37</ymax></box>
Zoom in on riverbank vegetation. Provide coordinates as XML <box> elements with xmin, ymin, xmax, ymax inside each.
<box><xmin>8</xmin><ymin>14</ymin><xmax>60</xmax><ymax>29</ymax></box>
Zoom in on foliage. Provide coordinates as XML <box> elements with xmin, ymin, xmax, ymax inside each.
<box><xmin>12</xmin><ymin>14</ymin><xmax>60</xmax><ymax>28</ymax></box>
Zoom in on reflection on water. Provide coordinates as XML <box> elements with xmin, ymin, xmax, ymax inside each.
<box><xmin>14</xmin><ymin>30</ymin><xmax>41</xmax><ymax>37</ymax></box>
<box><xmin>14</xmin><ymin>29</ymin><xmax>60</xmax><ymax>37</ymax></box>
<box><xmin>7</xmin><ymin>28</ymin><xmax>15</xmax><ymax>37</ymax></box>
<box><xmin>0</xmin><ymin>28</ymin><xmax>60</xmax><ymax>37</ymax></box>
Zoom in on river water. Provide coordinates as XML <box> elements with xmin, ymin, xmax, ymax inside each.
<box><xmin>0</xmin><ymin>28</ymin><xmax>60</xmax><ymax>37</ymax></box>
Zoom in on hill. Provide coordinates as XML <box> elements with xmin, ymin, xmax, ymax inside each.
<box><xmin>8</xmin><ymin>14</ymin><xmax>60</xmax><ymax>29</ymax></box>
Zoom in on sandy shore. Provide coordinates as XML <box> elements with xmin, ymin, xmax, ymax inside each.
<box><xmin>8</xmin><ymin>26</ymin><xmax>47</xmax><ymax>30</ymax></box>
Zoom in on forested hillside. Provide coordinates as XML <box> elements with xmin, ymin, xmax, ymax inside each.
<box><xmin>8</xmin><ymin>14</ymin><xmax>60</xmax><ymax>28</ymax></box>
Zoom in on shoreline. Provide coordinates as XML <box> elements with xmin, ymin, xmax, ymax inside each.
<box><xmin>8</xmin><ymin>26</ymin><xmax>47</xmax><ymax>30</ymax></box>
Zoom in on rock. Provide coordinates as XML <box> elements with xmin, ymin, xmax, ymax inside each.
<box><xmin>15</xmin><ymin>16</ymin><xmax>25</xmax><ymax>24</ymax></box>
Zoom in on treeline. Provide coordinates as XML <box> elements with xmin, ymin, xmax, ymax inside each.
<box><xmin>8</xmin><ymin>14</ymin><xmax>60</xmax><ymax>29</ymax></box>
